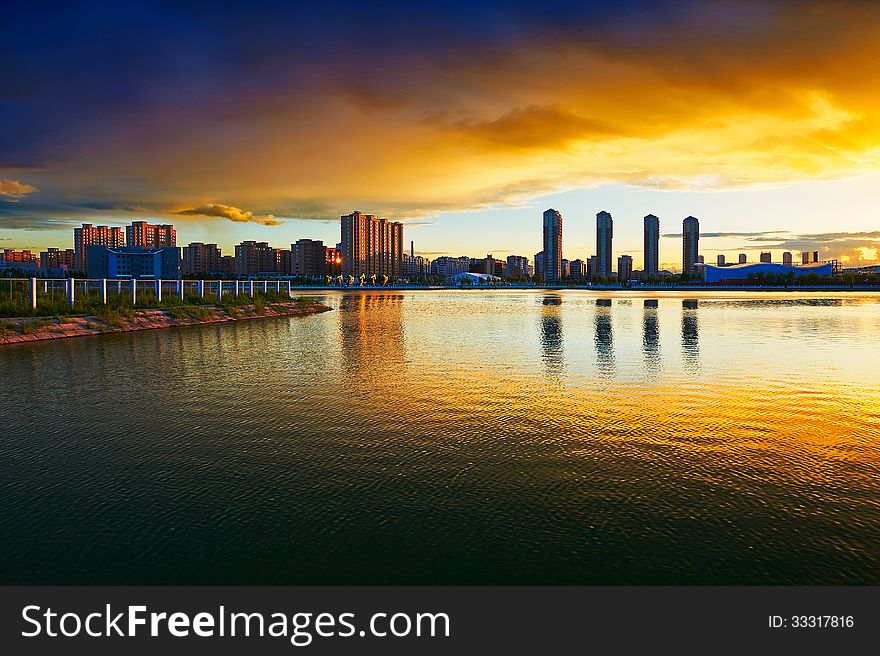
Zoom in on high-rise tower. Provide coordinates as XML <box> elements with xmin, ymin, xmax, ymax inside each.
<box><xmin>596</xmin><ymin>211</ymin><xmax>613</xmax><ymax>277</ymax></box>
<box><xmin>340</xmin><ymin>211</ymin><xmax>404</xmax><ymax>279</ymax></box>
<box><xmin>682</xmin><ymin>216</ymin><xmax>700</xmax><ymax>276</ymax></box>
<box><xmin>542</xmin><ymin>209</ymin><xmax>563</xmax><ymax>282</ymax></box>
<box><xmin>643</xmin><ymin>214</ymin><xmax>660</xmax><ymax>278</ymax></box>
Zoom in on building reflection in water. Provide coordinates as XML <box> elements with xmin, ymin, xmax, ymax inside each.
<box><xmin>594</xmin><ymin>299</ymin><xmax>614</xmax><ymax>378</ymax></box>
<box><xmin>539</xmin><ymin>295</ymin><xmax>564</xmax><ymax>377</ymax></box>
<box><xmin>642</xmin><ymin>299</ymin><xmax>660</xmax><ymax>372</ymax></box>
<box><xmin>338</xmin><ymin>293</ymin><xmax>407</xmax><ymax>379</ymax></box>
<box><xmin>681</xmin><ymin>299</ymin><xmax>700</xmax><ymax>371</ymax></box>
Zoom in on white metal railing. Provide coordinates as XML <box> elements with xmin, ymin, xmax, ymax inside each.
<box><xmin>2</xmin><ymin>278</ymin><xmax>295</xmax><ymax>310</ymax></box>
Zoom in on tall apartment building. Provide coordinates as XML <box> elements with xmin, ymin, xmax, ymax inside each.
<box><xmin>596</xmin><ymin>211</ymin><xmax>613</xmax><ymax>277</ymax></box>
<box><xmin>340</xmin><ymin>211</ymin><xmax>403</xmax><ymax>278</ymax></box>
<box><xmin>534</xmin><ymin>251</ymin><xmax>545</xmax><ymax>279</ymax></box>
<box><xmin>717</xmin><ymin>254</ymin><xmax>726</xmax><ymax>266</ymax></box>
<box><xmin>643</xmin><ymin>214</ymin><xmax>660</xmax><ymax>278</ymax></box>
<box><xmin>782</xmin><ymin>251</ymin><xmax>793</xmax><ymax>266</ymax></box>
<box><xmin>760</xmin><ymin>251</ymin><xmax>772</xmax><ymax>263</ymax></box>
<box><xmin>506</xmin><ymin>255</ymin><xmax>530</xmax><ymax>278</ymax></box>
<box><xmin>235</xmin><ymin>241</ymin><xmax>276</xmax><ymax>276</ymax></box>
<box><xmin>431</xmin><ymin>256</ymin><xmax>470</xmax><ymax>277</ymax></box>
<box><xmin>2</xmin><ymin>249</ymin><xmax>39</xmax><ymax>265</ymax></box>
<box><xmin>542</xmin><ymin>209</ymin><xmax>563</xmax><ymax>282</ymax></box>
<box><xmin>739</xmin><ymin>253</ymin><xmax>747</xmax><ymax>264</ymax></box>
<box><xmin>40</xmin><ymin>248</ymin><xmax>76</xmax><ymax>271</ymax></box>
<box><xmin>182</xmin><ymin>242</ymin><xmax>222</xmax><ymax>277</ymax></box>
<box><xmin>291</xmin><ymin>239</ymin><xmax>327</xmax><ymax>277</ymax></box>
<box><xmin>569</xmin><ymin>259</ymin><xmax>586</xmax><ymax>279</ymax></box>
<box><xmin>126</xmin><ymin>221</ymin><xmax>176</xmax><ymax>248</ymax></box>
<box><xmin>682</xmin><ymin>216</ymin><xmax>700</xmax><ymax>275</ymax></box>
<box><xmin>74</xmin><ymin>224</ymin><xmax>125</xmax><ymax>272</ymax></box>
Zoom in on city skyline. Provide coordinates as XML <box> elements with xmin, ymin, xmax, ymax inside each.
<box><xmin>1</xmin><ymin>209</ymin><xmax>850</xmax><ymax>281</ymax></box>
<box><xmin>3</xmin><ymin>2</ymin><xmax>880</xmax><ymax>270</ymax></box>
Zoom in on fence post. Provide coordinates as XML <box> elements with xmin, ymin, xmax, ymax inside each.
<box><xmin>100</xmin><ymin>278</ymin><xmax>108</xmax><ymax>304</ymax></box>
<box><xmin>131</xmin><ymin>278</ymin><xmax>137</xmax><ymax>305</ymax></box>
<box><xmin>276</xmin><ymin>281</ymin><xmax>280</xmax><ymax>292</ymax></box>
<box><xmin>234</xmin><ymin>281</ymin><xmax>239</xmax><ymax>296</ymax></box>
<box><xmin>286</xmin><ymin>280</ymin><xmax>291</xmax><ymax>295</ymax></box>
<box><xmin>218</xmin><ymin>280</ymin><xmax>223</xmax><ymax>299</ymax></box>
<box><xmin>177</xmin><ymin>279</ymin><xmax>183</xmax><ymax>298</ymax></box>
<box><xmin>67</xmin><ymin>277</ymin><xmax>75</xmax><ymax>306</ymax></box>
<box><xmin>155</xmin><ymin>278</ymin><xmax>162</xmax><ymax>302</ymax></box>
<box><xmin>30</xmin><ymin>277</ymin><xmax>37</xmax><ymax>310</ymax></box>
<box><xmin>198</xmin><ymin>280</ymin><xmax>204</xmax><ymax>298</ymax></box>
<box><xmin>263</xmin><ymin>280</ymin><xmax>268</xmax><ymax>294</ymax></box>
<box><xmin>250</xmin><ymin>281</ymin><xmax>254</xmax><ymax>296</ymax></box>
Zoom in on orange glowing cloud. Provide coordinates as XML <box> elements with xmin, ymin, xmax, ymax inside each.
<box><xmin>175</xmin><ymin>203</ymin><xmax>283</xmax><ymax>226</ymax></box>
<box><xmin>6</xmin><ymin>1</ymin><xmax>880</xmax><ymax>235</ymax></box>
<box><xmin>0</xmin><ymin>179</ymin><xmax>38</xmax><ymax>199</ymax></box>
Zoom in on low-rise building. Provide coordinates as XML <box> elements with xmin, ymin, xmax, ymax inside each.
<box><xmin>86</xmin><ymin>246</ymin><xmax>181</xmax><ymax>279</ymax></box>
<box><xmin>700</xmin><ymin>261</ymin><xmax>832</xmax><ymax>283</ymax></box>
<box><xmin>617</xmin><ymin>255</ymin><xmax>633</xmax><ymax>280</ymax></box>
<box><xmin>447</xmin><ymin>272</ymin><xmax>500</xmax><ymax>285</ymax></box>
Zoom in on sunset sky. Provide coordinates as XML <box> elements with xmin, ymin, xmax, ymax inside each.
<box><xmin>2</xmin><ymin>0</ymin><xmax>880</xmax><ymax>270</ymax></box>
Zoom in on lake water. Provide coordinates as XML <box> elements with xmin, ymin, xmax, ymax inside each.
<box><xmin>1</xmin><ymin>290</ymin><xmax>879</xmax><ymax>584</ymax></box>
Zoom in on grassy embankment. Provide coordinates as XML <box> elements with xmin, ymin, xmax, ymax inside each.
<box><xmin>0</xmin><ymin>290</ymin><xmax>326</xmax><ymax>339</ymax></box>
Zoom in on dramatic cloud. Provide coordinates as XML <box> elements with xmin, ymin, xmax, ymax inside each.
<box><xmin>175</xmin><ymin>204</ymin><xmax>283</xmax><ymax>226</ymax></box>
<box><xmin>0</xmin><ymin>179</ymin><xmax>38</xmax><ymax>198</ymax></box>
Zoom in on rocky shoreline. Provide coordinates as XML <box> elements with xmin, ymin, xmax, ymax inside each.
<box><xmin>0</xmin><ymin>300</ymin><xmax>332</xmax><ymax>345</ymax></box>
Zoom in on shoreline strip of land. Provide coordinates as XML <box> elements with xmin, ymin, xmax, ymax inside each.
<box><xmin>0</xmin><ymin>299</ymin><xmax>331</xmax><ymax>346</ymax></box>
